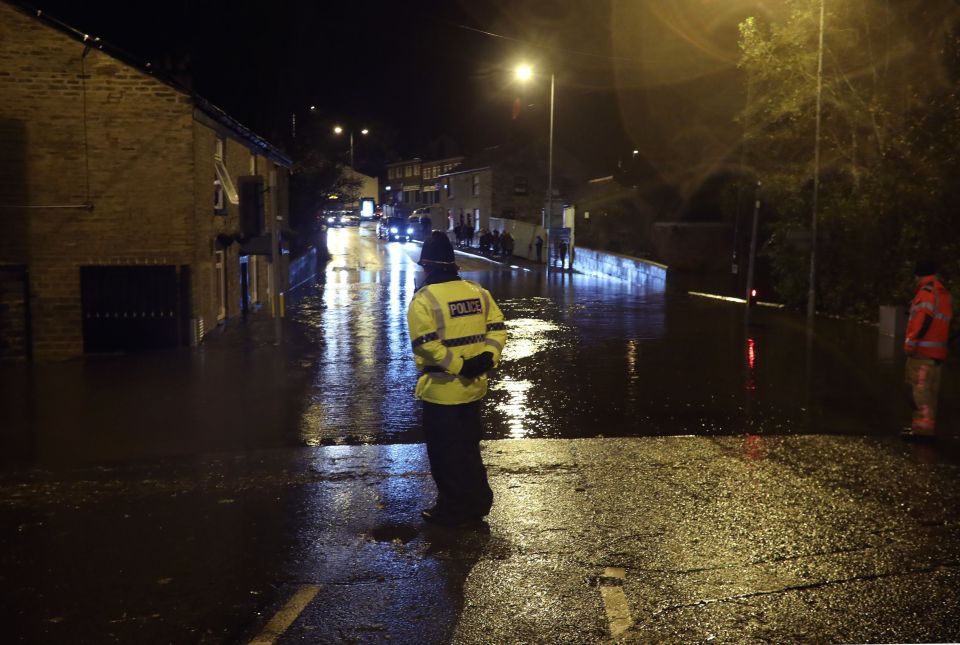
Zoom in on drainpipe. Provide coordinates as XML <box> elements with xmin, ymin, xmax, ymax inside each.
<box><xmin>270</xmin><ymin>167</ymin><xmax>282</xmax><ymax>345</ymax></box>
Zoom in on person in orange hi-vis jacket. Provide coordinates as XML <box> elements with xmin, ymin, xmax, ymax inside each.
<box><xmin>902</xmin><ymin>260</ymin><xmax>953</xmax><ymax>440</ymax></box>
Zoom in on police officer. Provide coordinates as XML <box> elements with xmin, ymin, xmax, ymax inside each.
<box><xmin>902</xmin><ymin>260</ymin><xmax>953</xmax><ymax>440</ymax></box>
<box><xmin>408</xmin><ymin>231</ymin><xmax>507</xmax><ymax>526</ymax></box>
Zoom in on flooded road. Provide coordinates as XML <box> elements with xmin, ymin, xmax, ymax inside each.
<box><xmin>3</xmin><ymin>225</ymin><xmax>960</xmax><ymax>644</ymax></box>
<box><xmin>1</xmin><ymin>223</ymin><xmax>956</xmax><ymax>468</ymax></box>
<box><xmin>292</xmin><ymin>224</ymin><xmax>956</xmax><ymax>446</ymax></box>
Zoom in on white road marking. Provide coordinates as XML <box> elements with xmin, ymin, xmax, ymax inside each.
<box><xmin>599</xmin><ymin>567</ymin><xmax>633</xmax><ymax>638</ymax></box>
<box><xmin>248</xmin><ymin>584</ymin><xmax>320</xmax><ymax>645</ymax></box>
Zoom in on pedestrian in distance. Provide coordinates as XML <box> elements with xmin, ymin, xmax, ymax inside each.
<box><xmin>534</xmin><ymin>234</ymin><xmax>543</xmax><ymax>263</ymax></box>
<box><xmin>502</xmin><ymin>232</ymin><xmax>514</xmax><ymax>258</ymax></box>
<box><xmin>558</xmin><ymin>240</ymin><xmax>569</xmax><ymax>269</ymax></box>
<box><xmin>902</xmin><ymin>260</ymin><xmax>953</xmax><ymax>440</ymax></box>
<box><xmin>491</xmin><ymin>230</ymin><xmax>501</xmax><ymax>256</ymax></box>
<box><xmin>407</xmin><ymin>231</ymin><xmax>508</xmax><ymax>527</ymax></box>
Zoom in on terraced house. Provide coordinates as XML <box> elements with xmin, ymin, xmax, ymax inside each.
<box><xmin>0</xmin><ymin>1</ymin><xmax>292</xmax><ymax>360</ymax></box>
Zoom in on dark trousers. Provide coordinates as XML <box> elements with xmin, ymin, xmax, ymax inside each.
<box><xmin>423</xmin><ymin>400</ymin><xmax>493</xmax><ymax>519</ymax></box>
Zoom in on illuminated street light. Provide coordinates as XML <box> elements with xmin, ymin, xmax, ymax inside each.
<box><xmin>515</xmin><ymin>63</ymin><xmax>556</xmax><ymax>267</ymax></box>
<box><xmin>333</xmin><ymin>126</ymin><xmax>369</xmax><ymax>168</ymax></box>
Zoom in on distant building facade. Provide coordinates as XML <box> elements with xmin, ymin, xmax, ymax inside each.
<box><xmin>385</xmin><ymin>156</ymin><xmax>462</xmax><ymax>210</ymax></box>
<box><xmin>438</xmin><ymin>143</ymin><xmax>582</xmax><ymax>235</ymax></box>
<box><xmin>0</xmin><ymin>1</ymin><xmax>292</xmax><ymax>360</ymax></box>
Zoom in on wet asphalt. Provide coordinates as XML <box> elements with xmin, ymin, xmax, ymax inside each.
<box><xmin>1</xmin><ymin>223</ymin><xmax>959</xmax><ymax>643</ymax></box>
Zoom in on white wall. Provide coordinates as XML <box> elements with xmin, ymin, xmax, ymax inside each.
<box><xmin>489</xmin><ymin>217</ymin><xmax>545</xmax><ymax>262</ymax></box>
<box><xmin>574</xmin><ymin>247</ymin><xmax>667</xmax><ymax>286</ymax></box>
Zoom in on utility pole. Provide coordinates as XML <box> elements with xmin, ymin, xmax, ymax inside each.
<box><xmin>745</xmin><ymin>181</ymin><xmax>761</xmax><ymax>325</ymax></box>
<box><xmin>546</xmin><ymin>72</ymin><xmax>556</xmax><ymax>268</ymax></box>
<box><xmin>807</xmin><ymin>0</ymin><xmax>825</xmax><ymax>328</ymax></box>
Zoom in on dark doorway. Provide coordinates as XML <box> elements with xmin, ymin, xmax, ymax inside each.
<box><xmin>240</xmin><ymin>257</ymin><xmax>250</xmax><ymax>318</ymax></box>
<box><xmin>80</xmin><ymin>265</ymin><xmax>182</xmax><ymax>353</ymax></box>
<box><xmin>0</xmin><ymin>265</ymin><xmax>29</xmax><ymax>360</ymax></box>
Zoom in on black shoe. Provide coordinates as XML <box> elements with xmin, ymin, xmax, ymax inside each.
<box><xmin>900</xmin><ymin>428</ymin><xmax>936</xmax><ymax>442</ymax></box>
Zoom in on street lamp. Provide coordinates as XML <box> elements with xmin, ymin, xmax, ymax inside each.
<box><xmin>333</xmin><ymin>125</ymin><xmax>369</xmax><ymax>168</ymax></box>
<box><xmin>291</xmin><ymin>105</ymin><xmax>319</xmax><ymax>140</ymax></box>
<box><xmin>515</xmin><ymin>63</ymin><xmax>556</xmax><ymax>266</ymax></box>
<box><xmin>807</xmin><ymin>0</ymin><xmax>825</xmax><ymax>328</ymax></box>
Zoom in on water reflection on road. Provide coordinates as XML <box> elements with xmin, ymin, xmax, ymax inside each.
<box><xmin>288</xmin><ymin>225</ymin><xmax>955</xmax><ymax>445</ymax></box>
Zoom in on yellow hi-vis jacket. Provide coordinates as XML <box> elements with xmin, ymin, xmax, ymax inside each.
<box><xmin>407</xmin><ymin>278</ymin><xmax>507</xmax><ymax>405</ymax></box>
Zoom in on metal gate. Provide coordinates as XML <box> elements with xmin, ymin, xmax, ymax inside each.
<box><xmin>0</xmin><ymin>265</ymin><xmax>29</xmax><ymax>360</ymax></box>
<box><xmin>80</xmin><ymin>265</ymin><xmax>184</xmax><ymax>353</ymax></box>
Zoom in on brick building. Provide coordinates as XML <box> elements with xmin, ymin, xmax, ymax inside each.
<box><xmin>385</xmin><ymin>156</ymin><xmax>462</xmax><ymax>210</ymax></box>
<box><xmin>0</xmin><ymin>1</ymin><xmax>292</xmax><ymax>360</ymax></box>
<box><xmin>438</xmin><ymin>142</ymin><xmax>583</xmax><ymax>234</ymax></box>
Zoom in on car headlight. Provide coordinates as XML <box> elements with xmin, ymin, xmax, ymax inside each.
<box><xmin>390</xmin><ymin>227</ymin><xmax>398</xmax><ymax>233</ymax></box>
<box><xmin>407</xmin><ymin>227</ymin><xmax>414</xmax><ymax>234</ymax></box>
<box><xmin>327</xmin><ymin>217</ymin><xmax>335</xmax><ymax>223</ymax></box>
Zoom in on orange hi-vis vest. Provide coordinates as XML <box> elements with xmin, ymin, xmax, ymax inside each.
<box><xmin>905</xmin><ymin>276</ymin><xmax>952</xmax><ymax>360</ymax></box>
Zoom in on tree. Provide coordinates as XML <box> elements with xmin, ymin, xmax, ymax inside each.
<box><xmin>288</xmin><ymin>149</ymin><xmax>361</xmax><ymax>241</ymax></box>
<box><xmin>738</xmin><ymin>1</ymin><xmax>960</xmax><ymax>318</ymax></box>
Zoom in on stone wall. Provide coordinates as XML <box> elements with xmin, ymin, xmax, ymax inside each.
<box><xmin>574</xmin><ymin>247</ymin><xmax>667</xmax><ymax>287</ymax></box>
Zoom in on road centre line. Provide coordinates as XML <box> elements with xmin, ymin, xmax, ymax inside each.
<box><xmin>248</xmin><ymin>584</ymin><xmax>320</xmax><ymax>645</ymax></box>
<box><xmin>599</xmin><ymin>567</ymin><xmax>633</xmax><ymax>638</ymax></box>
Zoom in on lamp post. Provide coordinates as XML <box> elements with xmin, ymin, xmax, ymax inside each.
<box><xmin>291</xmin><ymin>105</ymin><xmax>317</xmax><ymax>141</ymax></box>
<box><xmin>334</xmin><ymin>125</ymin><xmax>369</xmax><ymax>169</ymax></box>
<box><xmin>807</xmin><ymin>0</ymin><xmax>825</xmax><ymax>328</ymax></box>
<box><xmin>515</xmin><ymin>64</ymin><xmax>556</xmax><ymax>266</ymax></box>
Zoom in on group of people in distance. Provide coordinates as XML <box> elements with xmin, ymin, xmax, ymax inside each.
<box><xmin>476</xmin><ymin>229</ymin><xmax>513</xmax><ymax>258</ymax></box>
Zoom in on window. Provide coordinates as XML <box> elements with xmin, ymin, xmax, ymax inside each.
<box><xmin>214</xmin><ymin>178</ymin><xmax>225</xmax><ymax>214</ymax></box>
<box><xmin>405</xmin><ymin>166</ymin><xmax>412</xmax><ymax>177</ymax></box>
<box><xmin>214</xmin><ymin>158</ymin><xmax>238</xmax><ymax>210</ymax></box>
<box><xmin>472</xmin><ymin>174</ymin><xmax>480</xmax><ymax>196</ymax></box>
<box><xmin>249</xmin><ymin>155</ymin><xmax>257</xmax><ymax>174</ymax></box>
<box><xmin>414</xmin><ymin>164</ymin><xmax>421</xmax><ymax>176</ymax></box>
<box><xmin>215</xmin><ymin>250</ymin><xmax>226</xmax><ymax>321</ymax></box>
<box><xmin>213</xmin><ymin>136</ymin><xmax>236</xmax><ymax>215</ymax></box>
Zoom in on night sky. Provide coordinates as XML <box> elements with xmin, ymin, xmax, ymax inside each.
<box><xmin>28</xmin><ymin>0</ymin><xmax>758</xmax><ymax>180</ymax></box>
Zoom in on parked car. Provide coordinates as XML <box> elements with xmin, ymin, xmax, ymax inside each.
<box><xmin>378</xmin><ymin>215</ymin><xmax>415</xmax><ymax>242</ymax></box>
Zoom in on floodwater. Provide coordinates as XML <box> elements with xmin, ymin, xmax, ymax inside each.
<box><xmin>0</xmin><ymin>224</ymin><xmax>955</xmax><ymax>467</ymax></box>
<box><xmin>294</xmin><ymin>225</ymin><xmax>956</xmax><ymax>445</ymax></box>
